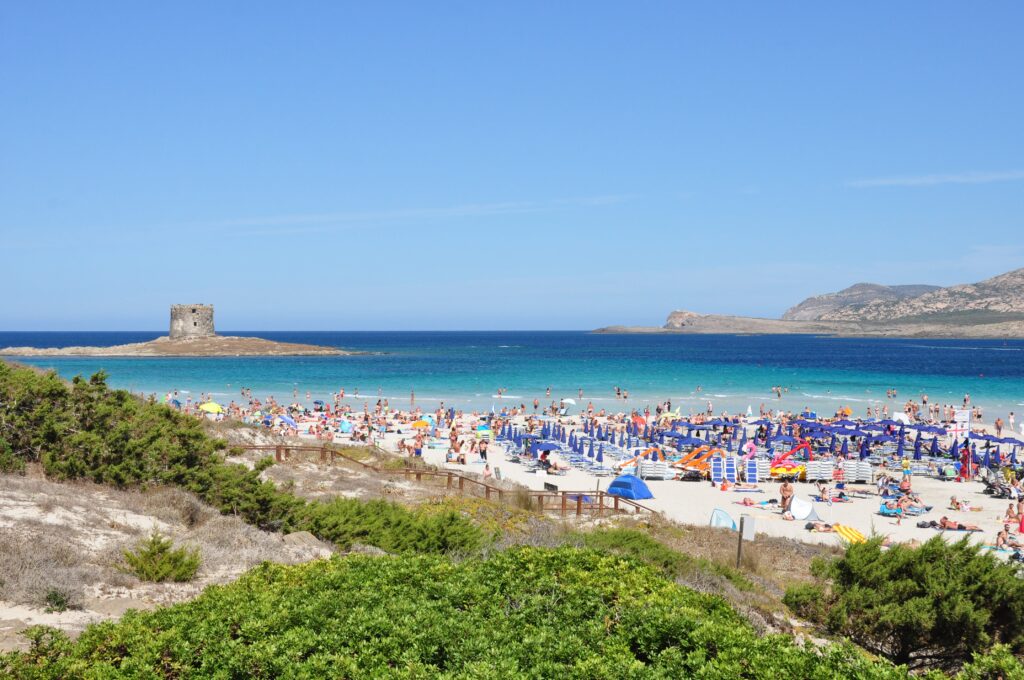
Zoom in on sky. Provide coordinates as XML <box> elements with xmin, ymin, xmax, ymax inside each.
<box><xmin>2</xmin><ymin>2</ymin><xmax>1022</xmax><ymax>330</ymax></box>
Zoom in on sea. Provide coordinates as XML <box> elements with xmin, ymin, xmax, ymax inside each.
<box><xmin>3</xmin><ymin>331</ymin><xmax>1023</xmax><ymax>422</ymax></box>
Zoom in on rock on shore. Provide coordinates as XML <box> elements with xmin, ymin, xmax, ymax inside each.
<box><xmin>0</xmin><ymin>335</ymin><xmax>348</xmax><ymax>357</ymax></box>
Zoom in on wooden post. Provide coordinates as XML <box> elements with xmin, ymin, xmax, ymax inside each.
<box><xmin>458</xmin><ymin>476</ymin><xmax>464</xmax><ymax>491</ymax></box>
<box><xmin>447</xmin><ymin>472</ymin><xmax>453</xmax><ymax>489</ymax></box>
<box><xmin>274</xmin><ymin>445</ymin><xmax>282</xmax><ymax>463</ymax></box>
<box><xmin>536</xmin><ymin>494</ymin><xmax>543</xmax><ymax>512</ymax></box>
<box><xmin>576</xmin><ymin>494</ymin><xmax>583</xmax><ymax>516</ymax></box>
<box><xmin>560</xmin><ymin>492</ymin><xmax>567</xmax><ymax>516</ymax></box>
<box><xmin>485</xmin><ymin>486</ymin><xmax>492</xmax><ymax>500</ymax></box>
<box><xmin>614</xmin><ymin>497</ymin><xmax>620</xmax><ymax>513</ymax></box>
<box><xmin>597</xmin><ymin>493</ymin><xmax>604</xmax><ymax>516</ymax></box>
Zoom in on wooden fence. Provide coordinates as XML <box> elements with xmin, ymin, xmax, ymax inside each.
<box><xmin>239</xmin><ymin>444</ymin><xmax>654</xmax><ymax>518</ymax></box>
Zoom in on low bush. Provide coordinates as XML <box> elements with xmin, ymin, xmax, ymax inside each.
<box><xmin>121</xmin><ymin>533</ymin><xmax>200</xmax><ymax>583</ymax></box>
<box><xmin>578</xmin><ymin>527</ymin><xmax>752</xmax><ymax>590</ymax></box>
<box><xmin>785</xmin><ymin>536</ymin><xmax>1024</xmax><ymax>672</ymax></box>
<box><xmin>0</xmin><ymin>363</ymin><xmax>481</xmax><ymax>556</ymax></box>
<box><xmin>0</xmin><ymin>548</ymin><xmax>911</xmax><ymax>678</ymax></box>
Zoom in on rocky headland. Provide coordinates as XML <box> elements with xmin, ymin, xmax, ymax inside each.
<box><xmin>596</xmin><ymin>267</ymin><xmax>1024</xmax><ymax>338</ymax></box>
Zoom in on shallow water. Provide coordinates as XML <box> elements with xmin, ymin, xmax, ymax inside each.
<box><xmin>4</xmin><ymin>331</ymin><xmax>1023</xmax><ymax>421</ymax></box>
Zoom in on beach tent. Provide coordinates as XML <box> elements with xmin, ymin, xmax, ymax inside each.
<box><xmin>709</xmin><ymin>508</ymin><xmax>736</xmax><ymax>530</ymax></box>
<box><xmin>198</xmin><ymin>402</ymin><xmax>223</xmax><ymax>414</ymax></box>
<box><xmin>788</xmin><ymin>497</ymin><xmax>822</xmax><ymax>522</ymax></box>
<box><xmin>607</xmin><ymin>474</ymin><xmax>653</xmax><ymax>500</ymax></box>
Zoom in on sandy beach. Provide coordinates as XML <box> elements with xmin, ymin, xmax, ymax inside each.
<box><xmin>353</xmin><ymin>411</ymin><xmax>1014</xmax><ymax>550</ymax></box>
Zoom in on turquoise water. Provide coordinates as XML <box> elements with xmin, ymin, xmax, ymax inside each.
<box><xmin>4</xmin><ymin>331</ymin><xmax>1023</xmax><ymax>421</ymax></box>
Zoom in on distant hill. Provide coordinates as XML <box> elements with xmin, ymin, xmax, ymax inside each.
<box><xmin>596</xmin><ymin>267</ymin><xmax>1024</xmax><ymax>338</ymax></box>
<box><xmin>812</xmin><ymin>268</ymin><xmax>1024</xmax><ymax>323</ymax></box>
<box><xmin>782</xmin><ymin>283</ymin><xmax>940</xmax><ymax>321</ymax></box>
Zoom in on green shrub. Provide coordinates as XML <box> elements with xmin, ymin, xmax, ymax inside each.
<box><xmin>0</xmin><ymin>362</ymin><xmax>481</xmax><ymax>556</ymax></box>
<box><xmin>781</xmin><ymin>582</ymin><xmax>826</xmax><ymax>623</ymax></box>
<box><xmin>579</xmin><ymin>527</ymin><xmax>751</xmax><ymax>590</ymax></box>
<box><xmin>0</xmin><ymin>437</ymin><xmax>24</xmax><ymax>473</ymax></box>
<box><xmin>0</xmin><ymin>548</ymin><xmax>910</xmax><ymax>679</ymax></box>
<box><xmin>786</xmin><ymin>536</ymin><xmax>1024</xmax><ymax>672</ymax></box>
<box><xmin>42</xmin><ymin>589</ymin><xmax>70</xmax><ymax>613</ymax></box>
<box><xmin>121</xmin><ymin>533</ymin><xmax>200</xmax><ymax>583</ymax></box>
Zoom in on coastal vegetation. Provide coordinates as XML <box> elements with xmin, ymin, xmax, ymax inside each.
<box><xmin>120</xmin><ymin>533</ymin><xmax>200</xmax><ymax>583</ymax></box>
<box><xmin>2</xmin><ymin>549</ymin><xmax>908</xmax><ymax>678</ymax></box>
<box><xmin>784</xmin><ymin>536</ymin><xmax>1024</xmax><ymax>672</ymax></box>
<box><xmin>2</xmin><ymin>360</ymin><xmax>1024</xmax><ymax>676</ymax></box>
<box><xmin>0</xmin><ymin>362</ymin><xmax>481</xmax><ymax>555</ymax></box>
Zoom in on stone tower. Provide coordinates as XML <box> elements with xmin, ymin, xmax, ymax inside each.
<box><xmin>169</xmin><ymin>304</ymin><xmax>215</xmax><ymax>340</ymax></box>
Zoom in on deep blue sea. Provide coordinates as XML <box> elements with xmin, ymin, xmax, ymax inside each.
<box><xmin>3</xmin><ymin>331</ymin><xmax>1023</xmax><ymax>421</ymax></box>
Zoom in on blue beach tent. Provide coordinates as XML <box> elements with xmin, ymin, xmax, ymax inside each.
<box><xmin>607</xmin><ymin>474</ymin><xmax>653</xmax><ymax>500</ymax></box>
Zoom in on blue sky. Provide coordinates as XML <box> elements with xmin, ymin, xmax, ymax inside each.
<box><xmin>2</xmin><ymin>2</ymin><xmax>1022</xmax><ymax>330</ymax></box>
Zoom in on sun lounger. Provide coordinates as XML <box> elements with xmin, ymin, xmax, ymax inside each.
<box><xmin>724</xmin><ymin>456</ymin><xmax>738</xmax><ymax>484</ymax></box>
<box><xmin>710</xmin><ymin>456</ymin><xmax>725</xmax><ymax>485</ymax></box>
<box><xmin>743</xmin><ymin>458</ymin><xmax>759</xmax><ymax>484</ymax></box>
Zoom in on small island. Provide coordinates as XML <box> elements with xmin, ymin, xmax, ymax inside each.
<box><xmin>0</xmin><ymin>305</ymin><xmax>348</xmax><ymax>357</ymax></box>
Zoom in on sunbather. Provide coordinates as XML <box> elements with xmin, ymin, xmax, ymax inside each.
<box><xmin>938</xmin><ymin>516</ymin><xmax>981</xmax><ymax>532</ymax></box>
<box><xmin>995</xmin><ymin>530</ymin><xmax>1022</xmax><ymax>550</ymax></box>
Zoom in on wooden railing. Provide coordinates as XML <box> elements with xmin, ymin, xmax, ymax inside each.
<box><xmin>237</xmin><ymin>444</ymin><xmax>655</xmax><ymax>517</ymax></box>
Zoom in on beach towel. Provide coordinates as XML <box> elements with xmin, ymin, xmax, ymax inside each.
<box><xmin>878</xmin><ymin>504</ymin><xmax>903</xmax><ymax>518</ymax></box>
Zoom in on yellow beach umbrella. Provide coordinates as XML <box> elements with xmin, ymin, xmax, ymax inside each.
<box><xmin>412</xmin><ymin>420</ymin><xmax>430</xmax><ymax>428</ymax></box>
<box><xmin>198</xmin><ymin>402</ymin><xmax>224</xmax><ymax>414</ymax></box>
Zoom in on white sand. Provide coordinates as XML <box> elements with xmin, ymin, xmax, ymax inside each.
<box><xmin>370</xmin><ymin>415</ymin><xmax>1010</xmax><ymax>550</ymax></box>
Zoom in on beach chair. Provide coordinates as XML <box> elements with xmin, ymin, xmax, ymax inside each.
<box><xmin>744</xmin><ymin>458</ymin><xmax>759</xmax><ymax>484</ymax></box>
<box><xmin>755</xmin><ymin>458</ymin><xmax>771</xmax><ymax>482</ymax></box>
<box><xmin>724</xmin><ymin>456</ymin><xmax>738</xmax><ymax>484</ymax></box>
<box><xmin>710</xmin><ymin>456</ymin><xmax>725</xmax><ymax>485</ymax></box>
<box><xmin>844</xmin><ymin>460</ymin><xmax>872</xmax><ymax>483</ymax></box>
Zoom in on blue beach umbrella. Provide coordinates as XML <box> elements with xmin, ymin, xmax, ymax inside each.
<box><xmin>896</xmin><ymin>437</ymin><xmax>905</xmax><ymax>458</ymax></box>
<box><xmin>859</xmin><ymin>438</ymin><xmax>869</xmax><ymax>460</ymax></box>
<box><xmin>596</xmin><ymin>445</ymin><xmax>604</xmax><ymax>464</ymax></box>
<box><xmin>828</xmin><ymin>434</ymin><xmax>837</xmax><ymax>454</ymax></box>
<box><xmin>983</xmin><ymin>449</ymin><xmax>992</xmax><ymax>469</ymax></box>
<box><xmin>913</xmin><ymin>436</ymin><xmax>922</xmax><ymax>460</ymax></box>
<box><xmin>1013</xmin><ymin>446</ymin><xmax>1019</xmax><ymax>466</ymax></box>
<box><xmin>588</xmin><ymin>439</ymin><xmax>595</xmax><ymax>458</ymax></box>
<box><xmin>726</xmin><ymin>438</ymin><xmax>733</xmax><ymax>453</ymax></box>
<box><xmin>930</xmin><ymin>436</ymin><xmax>940</xmax><ymax>456</ymax></box>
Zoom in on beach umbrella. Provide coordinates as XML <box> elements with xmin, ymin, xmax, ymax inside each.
<box><xmin>930</xmin><ymin>436</ymin><xmax>940</xmax><ymax>456</ymax></box>
<box><xmin>896</xmin><ymin>437</ymin><xmax>905</xmax><ymax>458</ymax></box>
<box><xmin>859</xmin><ymin>438</ymin><xmax>869</xmax><ymax>460</ymax></box>
<box><xmin>983</xmin><ymin>449</ymin><xmax>992</xmax><ymax>470</ymax></box>
<box><xmin>913</xmin><ymin>436</ymin><xmax>922</xmax><ymax>460</ymax></box>
<box><xmin>828</xmin><ymin>434</ymin><xmax>837</xmax><ymax>454</ymax></box>
<box><xmin>412</xmin><ymin>420</ymin><xmax>430</xmax><ymax>428</ymax></box>
<box><xmin>596</xmin><ymin>445</ymin><xmax>604</xmax><ymax>464</ymax></box>
<box><xmin>275</xmin><ymin>415</ymin><xmax>298</xmax><ymax>428</ymax></box>
<box><xmin>198</xmin><ymin>402</ymin><xmax>223</xmax><ymax>414</ymax></box>
<box><xmin>1013</xmin><ymin>446</ymin><xmax>1019</xmax><ymax>466</ymax></box>
<box><xmin>588</xmin><ymin>439</ymin><xmax>595</xmax><ymax>458</ymax></box>
<box><xmin>775</xmin><ymin>423</ymin><xmax>784</xmax><ymax>436</ymax></box>
<box><xmin>618</xmin><ymin>431</ymin><xmax>625</xmax><ymax>447</ymax></box>
<box><xmin>726</xmin><ymin>438</ymin><xmax>733</xmax><ymax>452</ymax></box>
